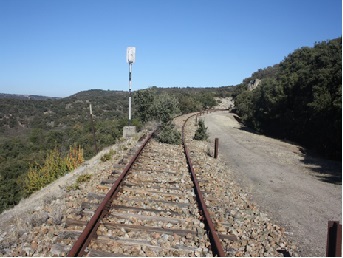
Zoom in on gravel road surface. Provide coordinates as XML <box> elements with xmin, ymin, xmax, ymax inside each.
<box><xmin>202</xmin><ymin>111</ymin><xmax>341</xmax><ymax>257</ymax></box>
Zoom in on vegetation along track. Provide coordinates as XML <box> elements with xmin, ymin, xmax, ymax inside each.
<box><xmin>66</xmin><ymin>113</ymin><xmax>228</xmax><ymax>257</ymax></box>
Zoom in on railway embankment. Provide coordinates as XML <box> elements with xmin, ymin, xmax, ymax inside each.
<box><xmin>0</xmin><ymin>111</ymin><xmax>299</xmax><ymax>257</ymax></box>
<box><xmin>0</xmin><ymin>128</ymin><xmax>151</xmax><ymax>256</ymax></box>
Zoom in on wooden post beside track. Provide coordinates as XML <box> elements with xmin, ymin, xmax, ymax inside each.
<box><xmin>214</xmin><ymin>138</ymin><xmax>219</xmax><ymax>159</ymax></box>
<box><xmin>326</xmin><ymin>221</ymin><xmax>342</xmax><ymax>257</ymax></box>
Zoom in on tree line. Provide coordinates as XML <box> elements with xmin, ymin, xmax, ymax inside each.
<box><xmin>234</xmin><ymin>37</ymin><xmax>342</xmax><ymax>160</ymax></box>
<box><xmin>0</xmin><ymin>87</ymin><xmax>223</xmax><ymax>213</ymax></box>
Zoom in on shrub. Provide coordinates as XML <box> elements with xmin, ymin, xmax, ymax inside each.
<box><xmin>19</xmin><ymin>146</ymin><xmax>84</xmax><ymax>196</ymax></box>
<box><xmin>66</xmin><ymin>145</ymin><xmax>84</xmax><ymax>170</ymax></box>
<box><xmin>156</xmin><ymin>122</ymin><xmax>181</xmax><ymax>145</ymax></box>
<box><xmin>100</xmin><ymin>153</ymin><xmax>111</xmax><ymax>162</ymax></box>
<box><xmin>100</xmin><ymin>149</ymin><xmax>116</xmax><ymax>162</ymax></box>
<box><xmin>193</xmin><ymin>119</ymin><xmax>208</xmax><ymax>140</ymax></box>
<box><xmin>76</xmin><ymin>173</ymin><xmax>92</xmax><ymax>183</ymax></box>
<box><xmin>66</xmin><ymin>183</ymin><xmax>79</xmax><ymax>192</ymax></box>
<box><xmin>66</xmin><ymin>173</ymin><xmax>92</xmax><ymax>192</ymax></box>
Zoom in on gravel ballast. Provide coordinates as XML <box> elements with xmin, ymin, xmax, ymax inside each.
<box><xmin>0</xmin><ymin>105</ymin><xmax>329</xmax><ymax>256</ymax></box>
<box><xmin>201</xmin><ymin>111</ymin><xmax>341</xmax><ymax>256</ymax></box>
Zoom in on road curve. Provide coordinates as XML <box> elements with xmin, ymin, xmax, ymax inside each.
<box><xmin>202</xmin><ymin>112</ymin><xmax>342</xmax><ymax>257</ymax></box>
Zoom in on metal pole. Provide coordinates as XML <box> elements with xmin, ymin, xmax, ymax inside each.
<box><xmin>128</xmin><ymin>62</ymin><xmax>132</xmax><ymax>124</ymax></box>
<box><xmin>89</xmin><ymin>104</ymin><xmax>98</xmax><ymax>154</ymax></box>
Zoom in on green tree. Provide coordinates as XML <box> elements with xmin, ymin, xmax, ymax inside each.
<box><xmin>193</xmin><ymin>120</ymin><xmax>209</xmax><ymax>140</ymax></box>
<box><xmin>156</xmin><ymin>122</ymin><xmax>181</xmax><ymax>145</ymax></box>
<box><xmin>234</xmin><ymin>37</ymin><xmax>342</xmax><ymax>159</ymax></box>
<box><xmin>196</xmin><ymin>92</ymin><xmax>217</xmax><ymax>109</ymax></box>
<box><xmin>151</xmin><ymin>93</ymin><xmax>180</xmax><ymax>123</ymax></box>
<box><xmin>134</xmin><ymin>88</ymin><xmax>155</xmax><ymax>123</ymax></box>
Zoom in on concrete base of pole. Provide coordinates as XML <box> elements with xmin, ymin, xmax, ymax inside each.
<box><xmin>123</xmin><ymin>126</ymin><xmax>136</xmax><ymax>138</ymax></box>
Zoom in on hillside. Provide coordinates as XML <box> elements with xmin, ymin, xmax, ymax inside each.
<box><xmin>0</xmin><ymin>87</ymin><xmax>228</xmax><ymax>213</ymax></box>
<box><xmin>0</xmin><ymin>89</ymin><xmax>130</xmax><ymax>212</ymax></box>
<box><xmin>0</xmin><ymin>128</ymin><xmax>151</xmax><ymax>256</ymax></box>
<box><xmin>0</xmin><ymin>89</ymin><xmax>130</xmax><ymax>157</ymax></box>
<box><xmin>0</xmin><ymin>93</ymin><xmax>61</xmax><ymax>100</ymax></box>
<box><xmin>233</xmin><ymin>37</ymin><xmax>342</xmax><ymax>160</ymax></box>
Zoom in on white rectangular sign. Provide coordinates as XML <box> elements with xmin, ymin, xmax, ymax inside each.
<box><xmin>126</xmin><ymin>47</ymin><xmax>136</xmax><ymax>63</ymax></box>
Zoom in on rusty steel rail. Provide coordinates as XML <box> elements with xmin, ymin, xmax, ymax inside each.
<box><xmin>68</xmin><ymin>111</ymin><xmax>227</xmax><ymax>257</ymax></box>
<box><xmin>182</xmin><ymin>113</ymin><xmax>226</xmax><ymax>257</ymax></box>
<box><xmin>67</xmin><ymin>130</ymin><xmax>155</xmax><ymax>257</ymax></box>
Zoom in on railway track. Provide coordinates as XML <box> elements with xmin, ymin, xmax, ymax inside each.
<box><xmin>0</xmin><ymin>109</ymin><xmax>300</xmax><ymax>257</ymax></box>
<box><xmin>66</xmin><ymin>113</ymin><xmax>226</xmax><ymax>257</ymax></box>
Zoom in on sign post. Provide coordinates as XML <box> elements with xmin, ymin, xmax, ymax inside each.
<box><xmin>126</xmin><ymin>47</ymin><xmax>135</xmax><ymax>123</ymax></box>
<box><xmin>123</xmin><ymin>47</ymin><xmax>137</xmax><ymax>138</ymax></box>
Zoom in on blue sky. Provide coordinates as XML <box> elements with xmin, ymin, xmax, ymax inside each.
<box><xmin>0</xmin><ymin>0</ymin><xmax>341</xmax><ymax>97</ymax></box>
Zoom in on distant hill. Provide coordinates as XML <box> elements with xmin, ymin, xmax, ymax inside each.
<box><xmin>70</xmin><ymin>89</ymin><xmax>126</xmax><ymax>98</ymax></box>
<box><xmin>0</xmin><ymin>87</ymin><xmax>229</xmax><ymax>213</ymax></box>
<box><xmin>0</xmin><ymin>93</ymin><xmax>60</xmax><ymax>100</ymax></box>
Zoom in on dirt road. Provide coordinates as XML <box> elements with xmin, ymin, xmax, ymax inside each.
<box><xmin>202</xmin><ymin>111</ymin><xmax>341</xmax><ymax>257</ymax></box>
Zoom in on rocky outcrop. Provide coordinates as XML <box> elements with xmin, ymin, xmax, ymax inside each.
<box><xmin>247</xmin><ymin>79</ymin><xmax>261</xmax><ymax>91</ymax></box>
